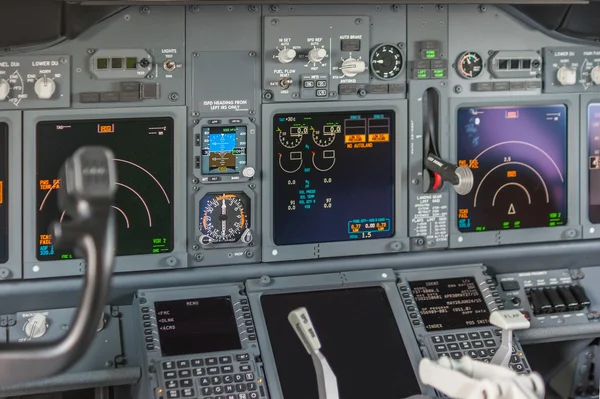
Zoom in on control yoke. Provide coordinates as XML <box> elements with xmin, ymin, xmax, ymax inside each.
<box><xmin>0</xmin><ymin>146</ymin><xmax>117</xmax><ymax>386</ymax></box>
<box><xmin>489</xmin><ymin>309</ymin><xmax>531</xmax><ymax>367</ymax></box>
<box><xmin>288</xmin><ymin>308</ymin><xmax>339</xmax><ymax>399</ymax></box>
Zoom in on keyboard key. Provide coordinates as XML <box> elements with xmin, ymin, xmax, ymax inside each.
<box><xmin>226</xmin><ymin>385</ymin><xmax>236</xmax><ymax>393</ymax></box>
<box><xmin>448</xmin><ymin>343</ymin><xmax>460</xmax><ymax>351</ymax></box>
<box><xmin>477</xmin><ymin>349</ymin><xmax>488</xmax><ymax>357</ymax></box>
<box><xmin>212</xmin><ymin>376</ymin><xmax>223</xmax><ymax>385</ymax></box>
<box><xmin>208</xmin><ymin>367</ymin><xmax>220</xmax><ymax>375</ymax></box>
<box><xmin>200</xmin><ymin>377</ymin><xmax>211</xmax><ymax>386</ymax></box>
<box><xmin>206</xmin><ymin>358</ymin><xmax>218</xmax><ymax>366</ymax></box>
<box><xmin>163</xmin><ymin>361</ymin><xmax>176</xmax><ymax>370</ymax></box>
<box><xmin>511</xmin><ymin>355</ymin><xmax>520</xmax><ymax>363</ymax></box>
<box><xmin>220</xmin><ymin>356</ymin><xmax>233</xmax><ymax>364</ymax></box>
<box><xmin>484</xmin><ymin>339</ymin><xmax>496</xmax><ymax>347</ymax></box>
<box><xmin>457</xmin><ymin>333</ymin><xmax>469</xmax><ymax>341</ymax></box>
<box><xmin>236</xmin><ymin>384</ymin><xmax>247</xmax><ymax>392</ymax></box>
<box><xmin>242</xmin><ymin>306</ymin><xmax>250</xmax><ymax>312</ymax></box>
<box><xmin>236</xmin><ymin>354</ymin><xmax>250</xmax><ymax>361</ymax></box>
<box><xmin>444</xmin><ymin>335</ymin><xmax>457</xmax><ymax>342</ymax></box>
<box><xmin>239</xmin><ymin>394</ymin><xmax>248</xmax><ymax>399</ymax></box>
<box><xmin>177</xmin><ymin>360</ymin><xmax>190</xmax><ymax>368</ymax></box>
<box><xmin>438</xmin><ymin>353</ymin><xmax>450</xmax><ymax>358</ymax></box>
<box><xmin>249</xmin><ymin>392</ymin><xmax>258</xmax><ymax>399</ymax></box>
<box><xmin>234</xmin><ymin>374</ymin><xmax>245</xmax><ymax>383</ymax></box>
<box><xmin>182</xmin><ymin>389</ymin><xmax>195</xmax><ymax>398</ymax></box>
<box><xmin>512</xmin><ymin>346</ymin><xmax>517</xmax><ymax>354</ymax></box>
<box><xmin>472</xmin><ymin>341</ymin><xmax>484</xmax><ymax>349</ymax></box>
<box><xmin>247</xmin><ymin>382</ymin><xmax>257</xmax><ymax>391</ymax></box>
<box><xmin>143</xmin><ymin>314</ymin><xmax>150</xmax><ymax>320</ymax></box>
<box><xmin>460</xmin><ymin>342</ymin><xmax>472</xmax><ymax>350</ymax></box>
<box><xmin>511</xmin><ymin>363</ymin><xmax>525</xmax><ymax>372</ymax></box>
<box><xmin>494</xmin><ymin>329</ymin><xmax>502</xmax><ymax>336</ymax></box>
<box><xmin>451</xmin><ymin>352</ymin><xmax>462</xmax><ymax>359</ymax></box>
<box><xmin>146</xmin><ymin>344</ymin><xmax>154</xmax><ymax>350</ymax></box>
<box><xmin>202</xmin><ymin>387</ymin><xmax>213</xmax><ymax>395</ymax></box>
<box><xmin>178</xmin><ymin>370</ymin><xmax>191</xmax><ymax>378</ymax></box>
<box><xmin>142</xmin><ymin>307</ymin><xmax>149</xmax><ymax>313</ymax></box>
<box><xmin>221</xmin><ymin>365</ymin><xmax>234</xmax><ymax>373</ymax></box>
<box><xmin>247</xmin><ymin>328</ymin><xmax>255</xmax><ymax>334</ymax></box>
<box><xmin>481</xmin><ymin>331</ymin><xmax>493</xmax><ymax>339</ymax></box>
<box><xmin>241</xmin><ymin>298</ymin><xmax>249</xmax><ymax>304</ymax></box>
<box><xmin>468</xmin><ymin>332</ymin><xmax>481</xmax><ymax>339</ymax></box>
<box><xmin>164</xmin><ymin>371</ymin><xmax>177</xmax><ymax>379</ymax></box>
<box><xmin>167</xmin><ymin>390</ymin><xmax>180</xmax><ymax>398</ymax></box>
<box><xmin>192</xmin><ymin>359</ymin><xmax>204</xmax><ymax>367</ymax></box>
<box><xmin>243</xmin><ymin>313</ymin><xmax>251</xmax><ymax>319</ymax></box>
<box><xmin>245</xmin><ymin>320</ymin><xmax>253</xmax><ymax>327</ymax></box>
<box><xmin>181</xmin><ymin>379</ymin><xmax>193</xmax><ymax>388</ymax></box>
<box><xmin>224</xmin><ymin>375</ymin><xmax>234</xmax><ymax>384</ymax></box>
<box><xmin>193</xmin><ymin>368</ymin><xmax>205</xmax><ymax>376</ymax></box>
<box><xmin>245</xmin><ymin>373</ymin><xmax>254</xmax><ymax>381</ymax></box>
<box><xmin>248</xmin><ymin>335</ymin><xmax>257</xmax><ymax>340</ymax></box>
<box><xmin>432</xmin><ymin>336</ymin><xmax>444</xmax><ymax>344</ymax></box>
<box><xmin>227</xmin><ymin>396</ymin><xmax>237</xmax><ymax>399</ymax></box>
<box><xmin>166</xmin><ymin>380</ymin><xmax>178</xmax><ymax>389</ymax></box>
<box><xmin>489</xmin><ymin>348</ymin><xmax>497</xmax><ymax>355</ymax></box>
<box><xmin>240</xmin><ymin>365</ymin><xmax>252</xmax><ymax>372</ymax></box>
<box><xmin>144</xmin><ymin>321</ymin><xmax>152</xmax><ymax>328</ymax></box>
<box><xmin>467</xmin><ymin>350</ymin><xmax>478</xmax><ymax>358</ymax></box>
<box><xmin>434</xmin><ymin>344</ymin><xmax>447</xmax><ymax>352</ymax></box>
<box><xmin>214</xmin><ymin>386</ymin><xmax>224</xmax><ymax>395</ymax></box>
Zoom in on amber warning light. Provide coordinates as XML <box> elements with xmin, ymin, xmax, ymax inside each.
<box><xmin>98</xmin><ymin>124</ymin><xmax>115</xmax><ymax>134</ymax></box>
<box><xmin>506</xmin><ymin>111</ymin><xmax>519</xmax><ymax>119</ymax></box>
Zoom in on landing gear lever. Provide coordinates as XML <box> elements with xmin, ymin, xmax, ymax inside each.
<box><xmin>489</xmin><ymin>309</ymin><xmax>531</xmax><ymax>367</ymax></box>
<box><xmin>424</xmin><ymin>153</ymin><xmax>474</xmax><ymax>195</ymax></box>
<box><xmin>0</xmin><ymin>146</ymin><xmax>117</xmax><ymax>386</ymax></box>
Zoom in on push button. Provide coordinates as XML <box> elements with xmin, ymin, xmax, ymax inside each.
<box><xmin>501</xmin><ymin>281</ymin><xmax>520</xmax><ymax>291</ymax></box>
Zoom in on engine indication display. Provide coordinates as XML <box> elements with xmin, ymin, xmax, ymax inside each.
<box><xmin>456</xmin><ymin>105</ymin><xmax>568</xmax><ymax>232</ymax></box>
<box><xmin>273</xmin><ymin>111</ymin><xmax>395</xmax><ymax>245</ymax></box>
<box><xmin>199</xmin><ymin>192</ymin><xmax>251</xmax><ymax>244</ymax></box>
<box><xmin>36</xmin><ymin>117</ymin><xmax>174</xmax><ymax>260</ymax></box>
<box><xmin>0</xmin><ymin>123</ymin><xmax>7</xmax><ymax>264</ymax></box>
<box><xmin>588</xmin><ymin>104</ymin><xmax>600</xmax><ymax>223</ymax></box>
<box><xmin>409</xmin><ymin>277</ymin><xmax>490</xmax><ymax>332</ymax></box>
<box><xmin>201</xmin><ymin>125</ymin><xmax>247</xmax><ymax>175</ymax></box>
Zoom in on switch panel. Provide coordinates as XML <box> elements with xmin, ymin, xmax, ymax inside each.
<box><xmin>543</xmin><ymin>47</ymin><xmax>600</xmax><ymax>93</ymax></box>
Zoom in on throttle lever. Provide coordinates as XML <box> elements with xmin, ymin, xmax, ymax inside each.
<box><xmin>0</xmin><ymin>146</ymin><xmax>117</xmax><ymax>386</ymax></box>
<box><xmin>424</xmin><ymin>153</ymin><xmax>474</xmax><ymax>195</ymax></box>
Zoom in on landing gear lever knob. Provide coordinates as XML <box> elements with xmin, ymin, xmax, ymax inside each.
<box><xmin>424</xmin><ymin>153</ymin><xmax>474</xmax><ymax>195</ymax></box>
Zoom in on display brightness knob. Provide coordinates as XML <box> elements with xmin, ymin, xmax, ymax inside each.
<box><xmin>556</xmin><ymin>66</ymin><xmax>577</xmax><ymax>86</ymax></box>
<box><xmin>34</xmin><ymin>76</ymin><xmax>56</xmax><ymax>99</ymax></box>
<box><xmin>24</xmin><ymin>313</ymin><xmax>48</xmax><ymax>339</ymax></box>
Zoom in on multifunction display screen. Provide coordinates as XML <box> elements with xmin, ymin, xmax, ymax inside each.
<box><xmin>36</xmin><ymin>117</ymin><xmax>174</xmax><ymax>260</ymax></box>
<box><xmin>272</xmin><ymin>111</ymin><xmax>395</xmax><ymax>245</ymax></box>
<box><xmin>261</xmin><ymin>287</ymin><xmax>421</xmax><ymax>399</ymax></box>
<box><xmin>154</xmin><ymin>297</ymin><xmax>241</xmax><ymax>357</ymax></box>
<box><xmin>410</xmin><ymin>277</ymin><xmax>490</xmax><ymax>331</ymax></box>
<box><xmin>457</xmin><ymin>105</ymin><xmax>568</xmax><ymax>232</ymax></box>
<box><xmin>200</xmin><ymin>125</ymin><xmax>247</xmax><ymax>174</ymax></box>
<box><xmin>0</xmin><ymin>123</ymin><xmax>7</xmax><ymax>264</ymax></box>
<box><xmin>588</xmin><ymin>104</ymin><xmax>600</xmax><ymax>223</ymax></box>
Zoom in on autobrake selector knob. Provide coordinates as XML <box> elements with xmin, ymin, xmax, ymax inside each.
<box><xmin>34</xmin><ymin>76</ymin><xmax>56</xmax><ymax>99</ymax></box>
<box><xmin>0</xmin><ymin>78</ymin><xmax>10</xmax><ymax>101</ymax></box>
<box><xmin>24</xmin><ymin>313</ymin><xmax>48</xmax><ymax>339</ymax></box>
<box><xmin>341</xmin><ymin>57</ymin><xmax>366</xmax><ymax>77</ymax></box>
<box><xmin>308</xmin><ymin>48</ymin><xmax>327</xmax><ymax>63</ymax></box>
<box><xmin>557</xmin><ymin>66</ymin><xmax>577</xmax><ymax>86</ymax></box>
<box><xmin>277</xmin><ymin>48</ymin><xmax>296</xmax><ymax>64</ymax></box>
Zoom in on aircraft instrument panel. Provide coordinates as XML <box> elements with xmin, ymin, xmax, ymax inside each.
<box><xmin>0</xmin><ymin>122</ymin><xmax>7</xmax><ymax>264</ymax></box>
<box><xmin>35</xmin><ymin>117</ymin><xmax>175</xmax><ymax>260</ymax></box>
<box><xmin>272</xmin><ymin>110</ymin><xmax>395</xmax><ymax>245</ymax></box>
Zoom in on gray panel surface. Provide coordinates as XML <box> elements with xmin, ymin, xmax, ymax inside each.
<box><xmin>261</xmin><ymin>100</ymin><xmax>408</xmax><ymax>262</ymax></box>
<box><xmin>34</xmin><ymin>6</ymin><xmax>185</xmax><ymax>109</ymax></box>
<box><xmin>22</xmin><ymin>107</ymin><xmax>187</xmax><ymax>278</ymax></box>
<box><xmin>245</xmin><ymin>269</ymin><xmax>436</xmax><ymax>399</ymax></box>
<box><xmin>447</xmin><ymin>95</ymin><xmax>581</xmax><ymax>248</ymax></box>
<box><xmin>0</xmin><ymin>112</ymin><xmax>21</xmax><ymax>280</ymax></box>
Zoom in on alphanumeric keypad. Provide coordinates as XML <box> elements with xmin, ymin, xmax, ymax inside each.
<box><xmin>162</xmin><ymin>353</ymin><xmax>261</xmax><ymax>399</ymax></box>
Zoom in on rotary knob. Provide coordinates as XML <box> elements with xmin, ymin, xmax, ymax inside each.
<box><xmin>557</xmin><ymin>66</ymin><xmax>577</xmax><ymax>86</ymax></box>
<box><xmin>277</xmin><ymin>48</ymin><xmax>296</xmax><ymax>64</ymax></box>
<box><xmin>591</xmin><ymin>66</ymin><xmax>600</xmax><ymax>85</ymax></box>
<box><xmin>0</xmin><ymin>78</ymin><xmax>10</xmax><ymax>101</ymax></box>
<box><xmin>341</xmin><ymin>57</ymin><xmax>366</xmax><ymax>78</ymax></box>
<box><xmin>308</xmin><ymin>48</ymin><xmax>327</xmax><ymax>63</ymax></box>
<box><xmin>23</xmin><ymin>313</ymin><xmax>48</xmax><ymax>339</ymax></box>
<box><xmin>242</xmin><ymin>166</ymin><xmax>256</xmax><ymax>178</ymax></box>
<box><xmin>34</xmin><ymin>76</ymin><xmax>56</xmax><ymax>99</ymax></box>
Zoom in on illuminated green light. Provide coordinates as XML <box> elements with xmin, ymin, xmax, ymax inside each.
<box><xmin>432</xmin><ymin>69</ymin><xmax>445</xmax><ymax>78</ymax></box>
<box><xmin>417</xmin><ymin>69</ymin><xmax>428</xmax><ymax>78</ymax></box>
<box><xmin>549</xmin><ymin>212</ymin><xmax>557</xmax><ymax>218</ymax></box>
<box><xmin>503</xmin><ymin>222</ymin><xmax>510</xmax><ymax>228</ymax></box>
<box><xmin>425</xmin><ymin>50</ymin><xmax>437</xmax><ymax>59</ymax></box>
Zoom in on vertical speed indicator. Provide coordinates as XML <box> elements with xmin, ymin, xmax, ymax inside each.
<box><xmin>370</xmin><ymin>44</ymin><xmax>404</xmax><ymax>80</ymax></box>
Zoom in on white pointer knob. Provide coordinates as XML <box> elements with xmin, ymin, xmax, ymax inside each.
<box><xmin>308</xmin><ymin>48</ymin><xmax>327</xmax><ymax>63</ymax></box>
<box><xmin>341</xmin><ymin>57</ymin><xmax>366</xmax><ymax>77</ymax></box>
<box><xmin>24</xmin><ymin>313</ymin><xmax>48</xmax><ymax>339</ymax></box>
<box><xmin>242</xmin><ymin>167</ymin><xmax>256</xmax><ymax>178</ymax></box>
<box><xmin>278</xmin><ymin>48</ymin><xmax>296</xmax><ymax>64</ymax></box>
<box><xmin>592</xmin><ymin>66</ymin><xmax>600</xmax><ymax>85</ymax></box>
<box><xmin>556</xmin><ymin>66</ymin><xmax>577</xmax><ymax>86</ymax></box>
<box><xmin>34</xmin><ymin>76</ymin><xmax>56</xmax><ymax>99</ymax></box>
<box><xmin>0</xmin><ymin>78</ymin><xmax>10</xmax><ymax>101</ymax></box>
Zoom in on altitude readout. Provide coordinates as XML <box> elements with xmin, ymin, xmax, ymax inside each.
<box><xmin>199</xmin><ymin>192</ymin><xmax>251</xmax><ymax>244</ymax></box>
<box><xmin>409</xmin><ymin>277</ymin><xmax>491</xmax><ymax>332</ymax></box>
<box><xmin>200</xmin><ymin>126</ymin><xmax>247</xmax><ymax>175</ymax></box>
<box><xmin>36</xmin><ymin>117</ymin><xmax>175</xmax><ymax>260</ymax></box>
<box><xmin>457</xmin><ymin>51</ymin><xmax>483</xmax><ymax>79</ymax></box>
<box><xmin>370</xmin><ymin>44</ymin><xmax>404</xmax><ymax>80</ymax></box>
<box><xmin>273</xmin><ymin>111</ymin><xmax>395</xmax><ymax>245</ymax></box>
<box><xmin>588</xmin><ymin>104</ymin><xmax>600</xmax><ymax>223</ymax></box>
<box><xmin>0</xmin><ymin>123</ymin><xmax>7</xmax><ymax>264</ymax></box>
<box><xmin>457</xmin><ymin>105</ymin><xmax>567</xmax><ymax>232</ymax></box>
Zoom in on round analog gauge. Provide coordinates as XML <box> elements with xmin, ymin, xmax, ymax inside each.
<box><xmin>200</xmin><ymin>193</ymin><xmax>250</xmax><ymax>244</ymax></box>
<box><xmin>370</xmin><ymin>44</ymin><xmax>404</xmax><ymax>80</ymax></box>
<box><xmin>312</xmin><ymin>125</ymin><xmax>340</xmax><ymax>147</ymax></box>
<box><xmin>278</xmin><ymin>126</ymin><xmax>306</xmax><ymax>149</ymax></box>
<box><xmin>457</xmin><ymin>51</ymin><xmax>483</xmax><ymax>79</ymax></box>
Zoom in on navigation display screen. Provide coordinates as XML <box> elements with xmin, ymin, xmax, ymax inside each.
<box><xmin>155</xmin><ymin>297</ymin><xmax>241</xmax><ymax>357</ymax></box>
<box><xmin>587</xmin><ymin>104</ymin><xmax>600</xmax><ymax>223</ymax></box>
<box><xmin>410</xmin><ymin>277</ymin><xmax>490</xmax><ymax>331</ymax></box>
<box><xmin>456</xmin><ymin>105</ymin><xmax>568</xmax><ymax>232</ymax></box>
<box><xmin>200</xmin><ymin>125</ymin><xmax>247</xmax><ymax>174</ymax></box>
<box><xmin>36</xmin><ymin>117</ymin><xmax>174</xmax><ymax>260</ymax></box>
<box><xmin>272</xmin><ymin>111</ymin><xmax>395</xmax><ymax>245</ymax></box>
<box><xmin>261</xmin><ymin>287</ymin><xmax>421</xmax><ymax>399</ymax></box>
<box><xmin>0</xmin><ymin>123</ymin><xmax>7</xmax><ymax>264</ymax></box>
